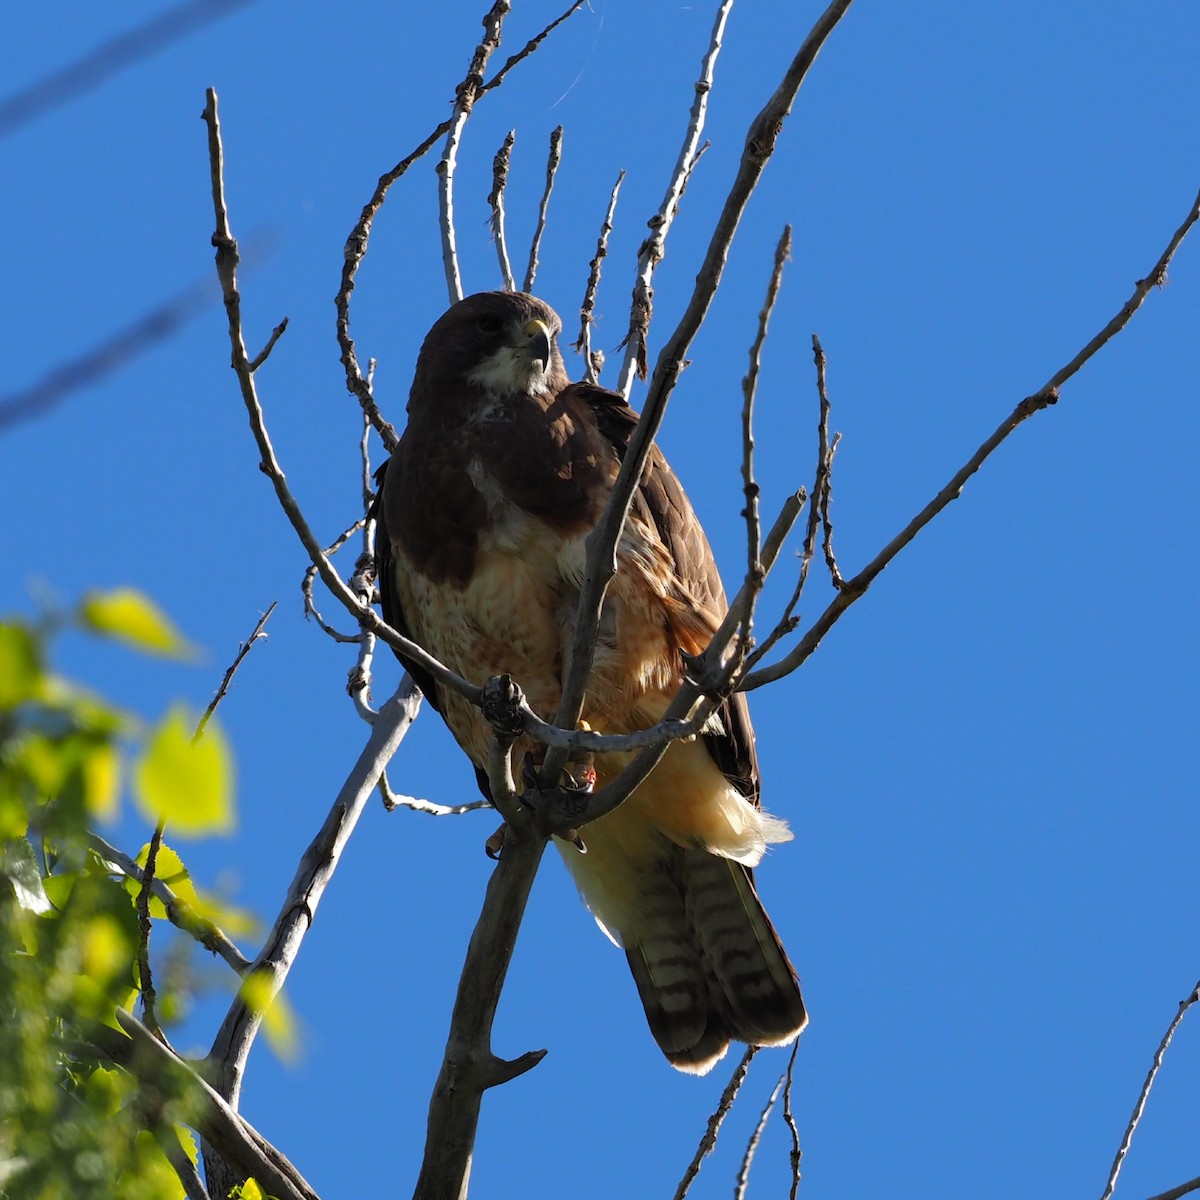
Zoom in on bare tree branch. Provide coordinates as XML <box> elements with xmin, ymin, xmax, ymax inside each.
<box><xmin>1099</xmin><ymin>978</ymin><xmax>1200</xmax><ymax>1200</ymax></box>
<box><xmin>87</xmin><ymin>833</ymin><xmax>250</xmax><ymax>974</ymax></box>
<box><xmin>783</xmin><ymin>1039</ymin><xmax>802</xmax><ymax>1198</ymax></box>
<box><xmin>383</xmin><ymin>790</ymin><xmax>491</xmax><ymax>817</ymax></box>
<box><xmin>674</xmin><ymin>1046</ymin><xmax>758</xmax><ymax>1200</ymax></box>
<box><xmin>810</xmin><ymin>333</ymin><xmax>845</xmax><ymax>589</ymax></box>
<box><xmin>335</xmin><ymin>2</ymin><xmax>586</xmax><ymax>450</ymax></box>
<box><xmin>438</xmin><ymin>3</ymin><xmax>515</xmax><ymax>305</ymax></box>
<box><xmin>248</xmin><ymin>316</ymin><xmax>289</xmax><ymax>372</ymax></box>
<box><xmin>488</xmin><ymin>129</ymin><xmax>517</xmax><ymax>291</ymax></box>
<box><xmin>734</xmin><ymin>1070</ymin><xmax>785</xmax><ymax>1200</ymax></box>
<box><xmin>614</xmin><ymin>0</ymin><xmax>737</xmax><ymax>397</ymax></box>
<box><xmin>524</xmin><ymin>125</ymin><xmax>564</xmax><ymax>293</ymax></box>
<box><xmin>0</xmin><ymin>276</ymin><xmax>214</xmax><ymax>435</ymax></box>
<box><xmin>412</xmin><ymin>821</ymin><xmax>550</xmax><ymax>1200</ymax></box>
<box><xmin>134</xmin><ymin>819</ymin><xmax>167</xmax><ymax>1041</ymax></box>
<box><xmin>204</xmin><ymin>678</ymin><xmax>423</xmax><ymax>1110</ymax></box>
<box><xmin>302</xmin><ymin>523</ymin><xmax>369</xmax><ymax>644</ymax></box>
<box><xmin>202</xmin><ymin>87</ymin><xmax>482</xmax><ymax>710</ymax></box>
<box><xmin>574</xmin><ymin>170</ymin><xmax>626</xmax><ymax>384</ymax></box>
<box><xmin>155</xmin><ymin>1126</ymin><xmax>211</xmax><ymax>1200</ymax></box>
<box><xmin>741</xmin><ymin>226</ymin><xmax>793</xmax><ymax>595</ymax></box>
<box><xmin>195</xmin><ymin>603</ymin><xmax>277</xmax><ymax>742</ymax></box>
<box><xmin>0</xmin><ymin>0</ymin><xmax>262</xmax><ymax>139</ymax></box>
<box><xmin>745</xmin><ymin>180</ymin><xmax>1200</xmax><ymax>692</ymax></box>
<box><xmin>95</xmin><ymin>1011</ymin><xmax>321</xmax><ymax>1200</ymax></box>
<box><xmin>1147</xmin><ymin>1177</ymin><xmax>1200</xmax><ymax>1200</ymax></box>
<box><xmin>543</xmin><ymin>0</ymin><xmax>855</xmax><ymax>789</ymax></box>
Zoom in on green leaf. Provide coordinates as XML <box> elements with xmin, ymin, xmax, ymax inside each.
<box><xmin>122</xmin><ymin>842</ymin><xmax>198</xmax><ymax>918</ymax></box>
<box><xmin>42</xmin><ymin>870</ymin><xmax>80</xmax><ymax>909</ymax></box>
<box><xmin>1</xmin><ymin>837</ymin><xmax>51</xmax><ymax>914</ymax></box>
<box><xmin>130</xmin><ymin>1129</ymin><xmax>186</xmax><ymax>1198</ymax></box>
<box><xmin>79</xmin><ymin>589</ymin><xmax>198</xmax><ymax>661</ymax></box>
<box><xmin>174</xmin><ymin>1125</ymin><xmax>199</xmax><ymax>1168</ymax></box>
<box><xmin>239</xmin><ymin>970</ymin><xmax>299</xmax><ymax>1063</ymax></box>
<box><xmin>0</xmin><ymin>781</ymin><xmax>28</xmax><ymax>839</ymax></box>
<box><xmin>133</xmin><ymin>706</ymin><xmax>234</xmax><ymax>836</ymax></box>
<box><xmin>0</xmin><ymin>622</ymin><xmax>41</xmax><ymax>708</ymax></box>
<box><xmin>231</xmin><ymin>1177</ymin><xmax>280</xmax><ymax>1200</ymax></box>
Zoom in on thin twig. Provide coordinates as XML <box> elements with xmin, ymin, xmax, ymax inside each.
<box><xmin>248</xmin><ymin>316</ymin><xmax>289</xmax><ymax>372</ymax></box>
<box><xmin>347</xmin><ymin>408</ymin><xmax>382</xmax><ymax>721</ymax></box>
<box><xmin>734</xmin><ymin>1071</ymin><xmax>785</xmax><ymax>1200</ymax></box>
<box><xmin>0</xmin><ymin>275</ymin><xmax>214</xmax><ymax>434</ymax></box>
<box><xmin>745</xmin><ymin>180</ymin><xmax>1200</xmax><ymax>692</ymax></box>
<box><xmin>525</xmin><ymin>125</ymin><xmax>563</xmax><ymax>293</ymax></box>
<box><xmin>195</xmin><ymin>603</ymin><xmax>277</xmax><ymax>742</ymax></box>
<box><xmin>574</xmin><ymin>170</ymin><xmax>626</xmax><ymax>383</ymax></box>
<box><xmin>674</xmin><ymin>1046</ymin><xmax>758</xmax><ymax>1200</ymax></box>
<box><xmin>437</xmin><ymin>2</ymin><xmax>513</xmax><ymax>304</ymax></box>
<box><xmin>542</xmin><ymin>0</ymin><xmax>855</xmax><ymax>790</ymax></box>
<box><xmin>134</xmin><ymin>819</ymin><xmax>167</xmax><ymax>1041</ymax></box>
<box><xmin>335</xmin><ymin>1</ymin><xmax>586</xmax><ymax>449</ymax></box>
<box><xmin>614</xmin><ymin>0</ymin><xmax>735</xmax><ymax>396</ymax></box>
<box><xmin>87</xmin><ymin>834</ymin><xmax>249</xmax><ymax>973</ymax></box>
<box><xmin>360</xmin><ymin>403</ymin><xmax>375</xmax><ymax>517</ymax></box>
<box><xmin>741</xmin><ymin>227</ymin><xmax>792</xmax><ymax>596</ymax></box>
<box><xmin>783</xmin><ymin>1039</ymin><xmax>802</xmax><ymax>1199</ymax></box>
<box><xmin>205</xmin><ymin>679</ymin><xmax>423</xmax><ymax>1109</ymax></box>
<box><xmin>0</xmin><ymin>0</ymin><xmax>262</xmax><ymax>139</ymax></box>
<box><xmin>488</xmin><ymin>129</ymin><xmax>517</xmax><ymax>291</ymax></box>
<box><xmin>1147</xmin><ymin>1176</ymin><xmax>1200</xmax><ymax>1200</ymax></box>
<box><xmin>1099</xmin><ymin>979</ymin><xmax>1200</xmax><ymax>1200</ymax></box>
<box><xmin>301</xmin><ymin>521</ymin><xmax>368</xmax><ymax>644</ymax></box>
<box><xmin>810</xmin><ymin>334</ymin><xmax>844</xmax><ymax>589</ymax></box>
<box><xmin>382</xmin><ymin>788</ymin><xmax>491</xmax><ymax>817</ymax></box>
<box><xmin>203</xmin><ymin>88</ymin><xmax>480</xmax><ymax>708</ymax></box>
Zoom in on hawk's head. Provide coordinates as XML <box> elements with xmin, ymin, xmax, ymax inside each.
<box><xmin>409</xmin><ymin>291</ymin><xmax>570</xmax><ymax>414</ymax></box>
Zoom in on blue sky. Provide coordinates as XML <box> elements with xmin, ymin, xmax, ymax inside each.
<box><xmin>3</xmin><ymin>3</ymin><xmax>1198</xmax><ymax>1197</ymax></box>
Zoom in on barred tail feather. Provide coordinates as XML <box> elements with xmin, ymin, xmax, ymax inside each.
<box><xmin>621</xmin><ymin>847</ymin><xmax>806</xmax><ymax>1073</ymax></box>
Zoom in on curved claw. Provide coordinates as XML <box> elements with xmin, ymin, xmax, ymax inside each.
<box><xmin>484</xmin><ymin>822</ymin><xmax>507</xmax><ymax>860</ymax></box>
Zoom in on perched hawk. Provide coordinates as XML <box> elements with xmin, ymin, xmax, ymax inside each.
<box><xmin>376</xmin><ymin>291</ymin><xmax>806</xmax><ymax>1073</ymax></box>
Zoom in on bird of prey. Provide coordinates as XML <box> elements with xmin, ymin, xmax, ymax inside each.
<box><xmin>375</xmin><ymin>290</ymin><xmax>806</xmax><ymax>1073</ymax></box>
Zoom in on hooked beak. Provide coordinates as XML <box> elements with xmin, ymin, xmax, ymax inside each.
<box><xmin>523</xmin><ymin>318</ymin><xmax>553</xmax><ymax>375</ymax></box>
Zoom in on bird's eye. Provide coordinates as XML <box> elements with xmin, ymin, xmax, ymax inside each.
<box><xmin>475</xmin><ymin>317</ymin><xmax>503</xmax><ymax>335</ymax></box>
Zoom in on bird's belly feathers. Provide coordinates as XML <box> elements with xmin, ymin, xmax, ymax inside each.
<box><xmin>393</xmin><ymin>472</ymin><xmax>789</xmax><ymax>934</ymax></box>
<box><xmin>396</xmin><ymin>531</ymin><xmax>572</xmax><ymax>765</ymax></box>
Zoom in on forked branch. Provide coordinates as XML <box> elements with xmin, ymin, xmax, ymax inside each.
<box><xmin>544</xmin><ymin>0</ymin><xmax>856</xmax><ymax>787</ymax></box>
<box><xmin>745</xmin><ymin>181</ymin><xmax>1200</xmax><ymax>692</ymax></box>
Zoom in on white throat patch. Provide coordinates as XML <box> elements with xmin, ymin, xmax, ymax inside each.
<box><xmin>466</xmin><ymin>346</ymin><xmax>551</xmax><ymax>397</ymax></box>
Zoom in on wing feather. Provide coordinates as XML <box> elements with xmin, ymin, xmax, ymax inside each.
<box><xmin>562</xmin><ymin>382</ymin><xmax>761</xmax><ymax>806</ymax></box>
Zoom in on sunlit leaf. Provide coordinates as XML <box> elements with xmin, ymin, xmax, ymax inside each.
<box><xmin>239</xmin><ymin>970</ymin><xmax>299</xmax><ymax>1063</ymax></box>
<box><xmin>130</xmin><ymin>1129</ymin><xmax>185</xmax><ymax>1198</ymax></box>
<box><xmin>42</xmin><ymin>870</ymin><xmax>80</xmax><ymax>909</ymax></box>
<box><xmin>82</xmin><ymin>913</ymin><xmax>132</xmax><ymax>984</ymax></box>
<box><xmin>0</xmin><ymin>784</ymin><xmax>28</xmax><ymax>839</ymax></box>
<box><xmin>17</xmin><ymin>732</ymin><xmax>71</xmax><ymax>799</ymax></box>
<box><xmin>192</xmin><ymin>887</ymin><xmax>258</xmax><ymax>938</ymax></box>
<box><xmin>0</xmin><ymin>837</ymin><xmax>51</xmax><ymax>914</ymax></box>
<box><xmin>122</xmin><ymin>842</ymin><xmax>198</xmax><ymax>918</ymax></box>
<box><xmin>79</xmin><ymin>588</ymin><xmax>198</xmax><ymax>661</ymax></box>
<box><xmin>0</xmin><ymin>621</ymin><xmax>41</xmax><ymax>709</ymax></box>
<box><xmin>174</xmin><ymin>1125</ymin><xmax>199</xmax><ymax>1168</ymax></box>
<box><xmin>133</xmin><ymin>706</ymin><xmax>233</xmax><ymax>836</ymax></box>
<box><xmin>82</xmin><ymin>1066</ymin><xmax>127</xmax><ymax>1119</ymax></box>
<box><xmin>81</xmin><ymin>740</ymin><xmax>121</xmax><ymax>821</ymax></box>
<box><xmin>232</xmin><ymin>1179</ymin><xmax>268</xmax><ymax>1200</ymax></box>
